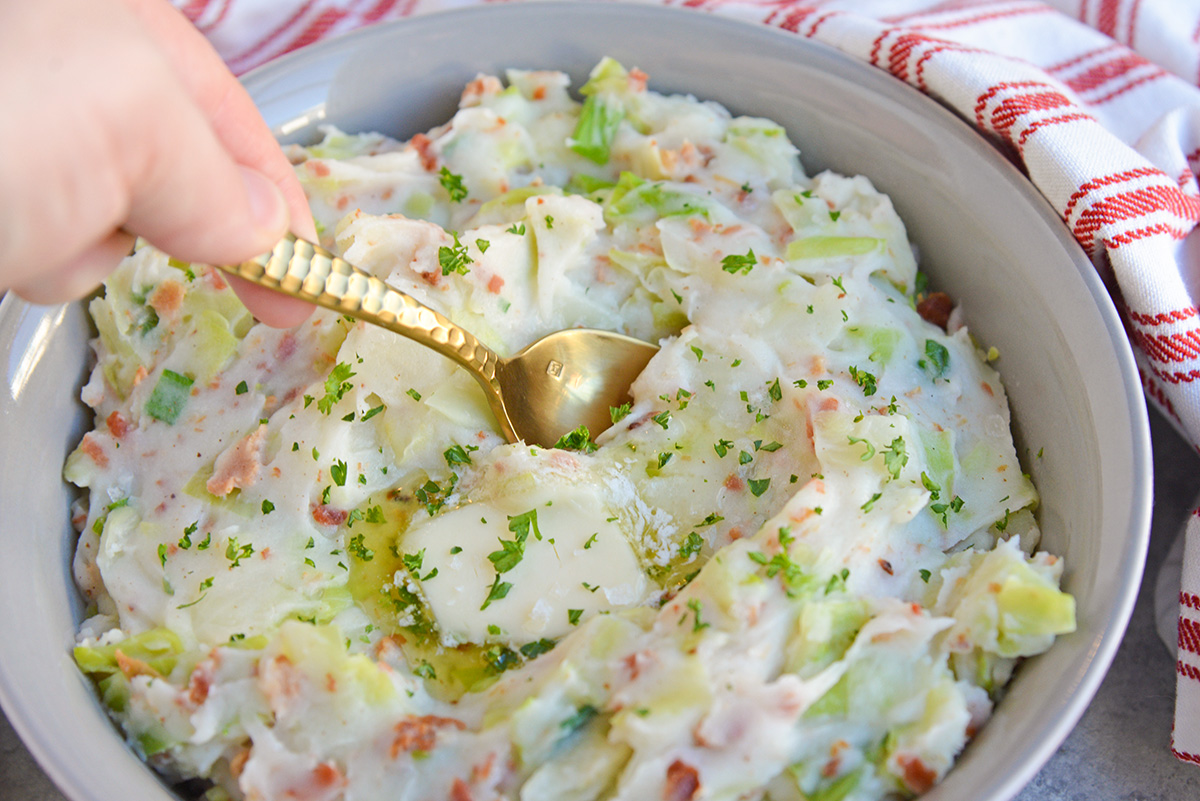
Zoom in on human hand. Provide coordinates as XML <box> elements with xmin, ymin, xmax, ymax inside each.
<box><xmin>0</xmin><ymin>0</ymin><xmax>314</xmax><ymax>327</ymax></box>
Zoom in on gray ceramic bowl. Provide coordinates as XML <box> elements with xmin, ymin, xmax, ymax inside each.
<box><xmin>0</xmin><ymin>4</ymin><xmax>1152</xmax><ymax>801</ymax></box>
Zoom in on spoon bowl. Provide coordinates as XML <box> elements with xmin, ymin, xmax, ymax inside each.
<box><xmin>218</xmin><ymin>233</ymin><xmax>659</xmax><ymax>447</ymax></box>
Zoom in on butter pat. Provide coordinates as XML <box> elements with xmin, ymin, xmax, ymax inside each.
<box><xmin>404</xmin><ymin>486</ymin><xmax>648</xmax><ymax>645</ymax></box>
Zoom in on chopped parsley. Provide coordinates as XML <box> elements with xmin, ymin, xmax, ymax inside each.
<box><xmin>235</xmin><ymin>380</ymin><xmax>249</xmax><ymax>395</ymax></box>
<box><xmin>361</xmin><ymin>403</ymin><xmax>386</xmax><ymax>421</ymax></box>
<box><xmin>317</xmin><ymin>362</ymin><xmax>356</xmax><ymax>415</ymax></box>
<box><xmin>882</xmin><ymin>437</ymin><xmax>907</xmax><ymax>480</ymax></box>
<box><xmin>848</xmin><ymin>365</ymin><xmax>878</xmax><ymax>397</ymax></box>
<box><xmin>554</xmin><ymin>426</ymin><xmax>598</xmax><ymax>453</ymax></box>
<box><xmin>691</xmin><ymin>345</ymin><xmax>704</xmax><ymax>361</ymax></box>
<box><xmin>406</xmin><ymin>388</ymin><xmax>422</xmax><ymax>402</ymax></box>
<box><xmin>748</xmin><ymin>477</ymin><xmax>771</xmax><ymax>497</ymax></box>
<box><xmin>330</xmin><ymin>459</ymin><xmax>348</xmax><ymax>487</ymax></box>
<box><xmin>847</xmin><ymin>435</ymin><xmax>875</xmax><ymax>461</ymax></box>
<box><xmin>610</xmin><ymin>403</ymin><xmax>631</xmax><ymax>423</ymax></box>
<box><xmin>481</xmin><ymin>573</ymin><xmax>512</xmax><ymax>610</ymax></box>
<box><xmin>767</xmin><ymin>377</ymin><xmax>782</xmax><ymax>402</ymax></box>
<box><xmin>568</xmin><ymin>608</ymin><xmax>583</xmax><ymax>625</ymax></box>
<box><xmin>922</xmin><ymin>339</ymin><xmax>950</xmax><ymax>380</ymax></box>
<box><xmin>443</xmin><ymin>444</ymin><xmax>475</xmax><ymax>466</ymax></box>
<box><xmin>720</xmin><ymin>248</ymin><xmax>756</xmax><ymax>275</ymax></box>
<box><xmin>714</xmin><ymin>439</ymin><xmax>734</xmax><ymax>458</ymax></box>
<box><xmin>438</xmin><ymin>232</ymin><xmax>473</xmax><ymax>276</ymax></box>
<box><xmin>686</xmin><ymin>599</ymin><xmax>711</xmax><ymax>632</ymax></box>
<box><xmin>506</xmin><ymin>222</ymin><xmax>526</xmax><ymax>235</ymax></box>
<box><xmin>679</xmin><ymin>531</ymin><xmax>703</xmax><ymax>558</ymax></box>
<box><xmin>651</xmin><ymin>410</ymin><xmax>671</xmax><ymax>429</ymax></box>
<box><xmin>261</xmin><ymin>499</ymin><xmax>275</xmax><ymax>514</ymax></box>
<box><xmin>519</xmin><ymin>638</ymin><xmax>556</xmax><ymax>659</ymax></box>
<box><xmin>438</xmin><ymin>167</ymin><xmax>468</xmax><ymax>202</ymax></box>
<box><xmin>349</xmin><ymin>534</ymin><xmax>374</xmax><ymax>562</ymax></box>
<box><xmin>225</xmin><ymin>537</ymin><xmax>254</xmax><ymax>568</ymax></box>
<box><xmin>476</xmin><ymin>238</ymin><xmax>490</xmax><ymax>254</ymax></box>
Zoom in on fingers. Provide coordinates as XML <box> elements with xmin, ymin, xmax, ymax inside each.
<box><xmin>120</xmin><ymin>0</ymin><xmax>318</xmax><ymax>243</ymax></box>
<box><xmin>224</xmin><ymin>274</ymin><xmax>316</xmax><ymax>329</ymax></box>
<box><xmin>10</xmin><ymin>230</ymin><xmax>135</xmax><ymax>306</ymax></box>
<box><xmin>0</xmin><ymin>0</ymin><xmax>316</xmax><ymax>328</ymax></box>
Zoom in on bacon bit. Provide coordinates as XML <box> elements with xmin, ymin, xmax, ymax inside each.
<box><xmin>623</xmin><ymin>650</ymin><xmax>654</xmax><ymax>680</ymax></box>
<box><xmin>461</xmin><ymin>75</ymin><xmax>502</xmax><ymax>106</ymax></box>
<box><xmin>187</xmin><ymin>661</ymin><xmax>214</xmax><ymax>706</ymax></box>
<box><xmin>114</xmin><ymin>649</ymin><xmax>161</xmax><ymax>680</ymax></box>
<box><xmin>896</xmin><ymin>754</ymin><xmax>937</xmax><ymax>793</ymax></box>
<box><xmin>261</xmin><ymin>547</ymin><xmax>271</xmax><ymax>559</ymax></box>
<box><xmin>727</xmin><ymin>527</ymin><xmax>744</xmax><ymax>541</ymax></box>
<box><xmin>411</xmin><ymin>133</ymin><xmax>437</xmax><ymax>171</ymax></box>
<box><xmin>261</xmin><ymin>654</ymin><xmax>302</xmax><ymax>703</ymax></box>
<box><xmin>131</xmin><ymin>365</ymin><xmax>149</xmax><ymax>387</ymax></box>
<box><xmin>312</xmin><ymin>762</ymin><xmax>343</xmax><ymax>788</ymax></box>
<box><xmin>981</xmin><ymin>381</ymin><xmax>994</xmax><ymax>397</ymax></box>
<box><xmin>664</xmin><ymin>760</ymin><xmax>700</xmax><ymax>801</ymax></box>
<box><xmin>910</xmin><ymin>602</ymin><xmax>922</xmax><ymax>615</ymax></box>
<box><xmin>471</xmin><ymin>753</ymin><xmax>496</xmax><ymax>783</ymax></box>
<box><xmin>148</xmin><ymin>280</ymin><xmax>185</xmax><ymax>317</ymax></box>
<box><xmin>79</xmin><ymin>434</ymin><xmax>109</xmax><ymax>468</ymax></box>
<box><xmin>229</xmin><ymin>747</ymin><xmax>250</xmax><ymax>779</ymax></box>
<box><xmin>326</xmin><ymin>673</ymin><xmax>337</xmax><ymax>692</ymax></box>
<box><xmin>660</xmin><ymin>148</ymin><xmax>679</xmax><ymax>173</ymax></box>
<box><xmin>106</xmin><ymin>411</ymin><xmax>130</xmax><ymax>439</ymax></box>
<box><xmin>532</xmin><ymin>84</ymin><xmax>547</xmax><ymax>100</ymax></box>
<box><xmin>390</xmin><ymin>715</ymin><xmax>467</xmax><ymax>758</ymax></box>
<box><xmin>878</xmin><ymin>559</ymin><xmax>894</xmax><ymax>575</ymax></box>
<box><xmin>271</xmin><ymin>467</ymin><xmax>282</xmax><ymax>478</ymax></box>
<box><xmin>629</xmin><ymin>68</ymin><xmax>648</xmax><ymax>91</ymax></box>
<box><xmin>789</xmin><ymin>508</ymin><xmax>814</xmax><ymax>526</ymax></box>
<box><xmin>307</xmin><ymin>160</ymin><xmax>331</xmax><ymax>177</ymax></box>
<box><xmin>487</xmin><ymin>274</ymin><xmax>505</xmax><ymax>294</ymax></box>
<box><xmin>819</xmin><ymin>396</ymin><xmax>839</xmax><ymax>411</ymax></box>
<box><xmin>997</xmin><ymin>464</ymin><xmax>1008</xmax><ymax>472</ymax></box>
<box><xmin>419</xmin><ymin>268</ymin><xmax>441</xmax><ymax>287</ymax></box>
<box><xmin>988</xmin><ymin>581</ymin><xmax>1003</xmax><ymax>593</ymax></box>
<box><xmin>206</xmin><ymin>425</ymin><xmax>267</xmax><ymax>496</ymax></box>
<box><xmin>916</xmin><ymin>292</ymin><xmax>954</xmax><ymax>330</ymax></box>
<box><xmin>312</xmin><ymin>504</ymin><xmax>348</xmax><ymax>527</ymax></box>
<box><xmin>336</xmin><ymin>195</ymin><xmax>350</xmax><ymax>211</ymax></box>
<box><xmin>450</xmin><ymin>778</ymin><xmax>474</xmax><ymax>801</ymax></box>
<box><xmin>373</xmin><ymin>634</ymin><xmax>406</xmax><ymax>661</ymax></box>
<box><xmin>821</xmin><ymin>758</ymin><xmax>841</xmax><ymax>778</ymax></box>
<box><xmin>723</xmin><ymin>474</ymin><xmax>744</xmax><ymax>491</ymax></box>
<box><xmin>688</xmin><ymin>217</ymin><xmax>711</xmax><ymax>234</ymax></box>
<box><xmin>209</xmin><ymin>269</ymin><xmax>228</xmax><ymax>292</ymax></box>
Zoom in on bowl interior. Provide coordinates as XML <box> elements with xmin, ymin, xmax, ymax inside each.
<box><xmin>0</xmin><ymin>5</ymin><xmax>1151</xmax><ymax>801</ymax></box>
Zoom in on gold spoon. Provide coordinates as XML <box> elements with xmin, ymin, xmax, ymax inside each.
<box><xmin>217</xmin><ymin>234</ymin><xmax>659</xmax><ymax>448</ymax></box>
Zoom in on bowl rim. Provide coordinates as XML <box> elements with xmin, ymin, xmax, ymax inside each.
<box><xmin>0</xmin><ymin>4</ymin><xmax>1153</xmax><ymax>801</ymax></box>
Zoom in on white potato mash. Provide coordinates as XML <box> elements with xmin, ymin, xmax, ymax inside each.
<box><xmin>66</xmin><ymin>59</ymin><xmax>1074</xmax><ymax>801</ymax></box>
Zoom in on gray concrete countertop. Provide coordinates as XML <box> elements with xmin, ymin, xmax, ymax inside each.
<box><xmin>3</xmin><ymin>411</ymin><xmax>1198</xmax><ymax>801</ymax></box>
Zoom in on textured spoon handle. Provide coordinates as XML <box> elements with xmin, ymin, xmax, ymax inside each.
<box><xmin>219</xmin><ymin>234</ymin><xmax>503</xmax><ymax>385</ymax></box>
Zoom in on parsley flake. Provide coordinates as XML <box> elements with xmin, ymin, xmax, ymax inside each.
<box><xmin>438</xmin><ymin>167</ymin><xmax>468</xmax><ymax>202</ymax></box>
<box><xmin>721</xmin><ymin>249</ymin><xmax>756</xmax><ymax>275</ymax></box>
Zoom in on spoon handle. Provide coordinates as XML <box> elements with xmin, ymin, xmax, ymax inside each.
<box><xmin>217</xmin><ymin>233</ymin><xmax>505</xmax><ymax>386</ymax></box>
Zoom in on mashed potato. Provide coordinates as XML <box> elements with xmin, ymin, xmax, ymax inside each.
<box><xmin>66</xmin><ymin>59</ymin><xmax>1074</xmax><ymax>801</ymax></box>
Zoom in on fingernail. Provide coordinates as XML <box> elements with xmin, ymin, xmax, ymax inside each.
<box><xmin>239</xmin><ymin>166</ymin><xmax>287</xmax><ymax>234</ymax></box>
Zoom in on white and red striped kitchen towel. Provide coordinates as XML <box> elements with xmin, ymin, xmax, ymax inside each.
<box><xmin>172</xmin><ymin>0</ymin><xmax>1200</xmax><ymax>766</ymax></box>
